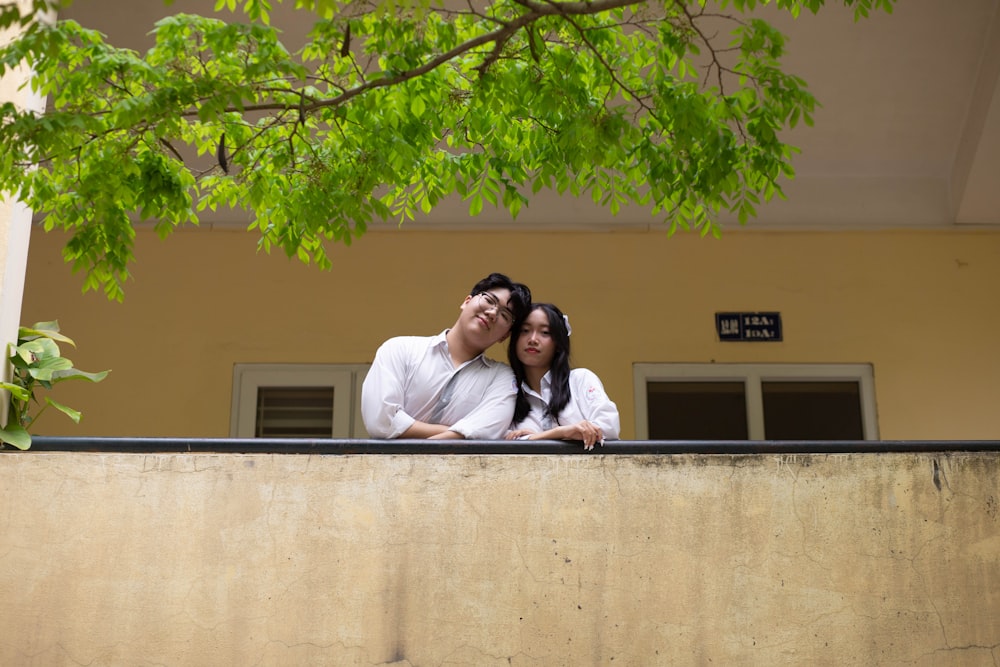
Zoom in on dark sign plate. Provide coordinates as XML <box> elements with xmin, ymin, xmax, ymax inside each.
<box><xmin>715</xmin><ymin>312</ymin><xmax>782</xmax><ymax>342</ymax></box>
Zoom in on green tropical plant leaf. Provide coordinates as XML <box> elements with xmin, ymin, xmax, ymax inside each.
<box><xmin>18</xmin><ymin>321</ymin><xmax>75</xmax><ymax>346</ymax></box>
<box><xmin>50</xmin><ymin>368</ymin><xmax>111</xmax><ymax>384</ymax></box>
<box><xmin>0</xmin><ymin>424</ymin><xmax>31</xmax><ymax>450</ymax></box>
<box><xmin>2</xmin><ymin>320</ymin><xmax>110</xmax><ymax>449</ymax></box>
<box><xmin>45</xmin><ymin>397</ymin><xmax>81</xmax><ymax>424</ymax></box>
<box><xmin>0</xmin><ymin>381</ymin><xmax>31</xmax><ymax>402</ymax></box>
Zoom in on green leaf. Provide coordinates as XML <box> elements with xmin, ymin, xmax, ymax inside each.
<box><xmin>410</xmin><ymin>95</ymin><xmax>425</xmax><ymax>118</ymax></box>
<box><xmin>468</xmin><ymin>193</ymin><xmax>483</xmax><ymax>217</ymax></box>
<box><xmin>49</xmin><ymin>368</ymin><xmax>110</xmax><ymax>384</ymax></box>
<box><xmin>19</xmin><ymin>320</ymin><xmax>74</xmax><ymax>346</ymax></box>
<box><xmin>0</xmin><ymin>424</ymin><xmax>31</xmax><ymax>450</ymax></box>
<box><xmin>0</xmin><ymin>381</ymin><xmax>31</xmax><ymax>402</ymax></box>
<box><xmin>45</xmin><ymin>396</ymin><xmax>81</xmax><ymax>424</ymax></box>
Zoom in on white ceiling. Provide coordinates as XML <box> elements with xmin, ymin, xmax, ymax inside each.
<box><xmin>60</xmin><ymin>0</ymin><xmax>1000</xmax><ymax>231</ymax></box>
<box><xmin>757</xmin><ymin>0</ymin><xmax>1000</xmax><ymax>229</ymax></box>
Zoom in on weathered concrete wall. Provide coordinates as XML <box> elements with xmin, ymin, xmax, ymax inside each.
<box><xmin>1</xmin><ymin>451</ymin><xmax>998</xmax><ymax>666</ymax></box>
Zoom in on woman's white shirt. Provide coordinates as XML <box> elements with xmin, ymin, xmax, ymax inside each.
<box><xmin>514</xmin><ymin>368</ymin><xmax>620</xmax><ymax>439</ymax></box>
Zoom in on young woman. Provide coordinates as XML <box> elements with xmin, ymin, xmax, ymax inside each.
<box><xmin>505</xmin><ymin>303</ymin><xmax>620</xmax><ymax>450</ymax></box>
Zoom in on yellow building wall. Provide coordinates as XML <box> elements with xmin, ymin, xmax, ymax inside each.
<box><xmin>19</xmin><ymin>225</ymin><xmax>1000</xmax><ymax>440</ymax></box>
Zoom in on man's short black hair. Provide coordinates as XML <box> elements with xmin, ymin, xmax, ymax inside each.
<box><xmin>470</xmin><ymin>272</ymin><xmax>532</xmax><ymax>322</ymax></box>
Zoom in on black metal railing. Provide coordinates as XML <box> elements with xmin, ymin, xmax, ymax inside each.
<box><xmin>18</xmin><ymin>436</ymin><xmax>1000</xmax><ymax>455</ymax></box>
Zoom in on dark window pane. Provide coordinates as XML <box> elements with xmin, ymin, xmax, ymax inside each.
<box><xmin>647</xmin><ymin>381</ymin><xmax>748</xmax><ymax>440</ymax></box>
<box><xmin>762</xmin><ymin>381</ymin><xmax>863</xmax><ymax>440</ymax></box>
<box><xmin>256</xmin><ymin>386</ymin><xmax>334</xmax><ymax>438</ymax></box>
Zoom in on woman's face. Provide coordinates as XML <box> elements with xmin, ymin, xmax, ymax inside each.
<box><xmin>516</xmin><ymin>308</ymin><xmax>556</xmax><ymax>370</ymax></box>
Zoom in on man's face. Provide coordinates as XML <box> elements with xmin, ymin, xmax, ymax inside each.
<box><xmin>458</xmin><ymin>288</ymin><xmax>515</xmax><ymax>347</ymax></box>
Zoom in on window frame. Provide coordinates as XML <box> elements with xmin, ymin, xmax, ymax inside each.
<box><xmin>230</xmin><ymin>363</ymin><xmax>370</xmax><ymax>438</ymax></box>
<box><xmin>633</xmin><ymin>363</ymin><xmax>879</xmax><ymax>440</ymax></box>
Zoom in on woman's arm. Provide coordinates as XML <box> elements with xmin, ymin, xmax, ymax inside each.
<box><xmin>571</xmin><ymin>368</ymin><xmax>621</xmax><ymax>440</ymax></box>
<box><xmin>528</xmin><ymin>421</ymin><xmax>606</xmax><ymax>449</ymax></box>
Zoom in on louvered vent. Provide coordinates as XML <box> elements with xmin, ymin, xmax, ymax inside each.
<box><xmin>255</xmin><ymin>386</ymin><xmax>334</xmax><ymax>438</ymax></box>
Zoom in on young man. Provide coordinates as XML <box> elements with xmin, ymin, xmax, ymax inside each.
<box><xmin>361</xmin><ymin>272</ymin><xmax>531</xmax><ymax>439</ymax></box>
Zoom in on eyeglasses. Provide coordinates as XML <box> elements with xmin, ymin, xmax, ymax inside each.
<box><xmin>476</xmin><ymin>292</ymin><xmax>514</xmax><ymax>327</ymax></box>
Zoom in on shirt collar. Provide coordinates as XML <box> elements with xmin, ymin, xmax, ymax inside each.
<box><xmin>436</xmin><ymin>329</ymin><xmax>491</xmax><ymax>367</ymax></box>
<box><xmin>522</xmin><ymin>371</ymin><xmax>553</xmax><ymax>400</ymax></box>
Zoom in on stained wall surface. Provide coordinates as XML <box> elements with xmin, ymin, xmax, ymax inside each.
<box><xmin>1</xmin><ymin>450</ymin><xmax>998</xmax><ymax>666</ymax></box>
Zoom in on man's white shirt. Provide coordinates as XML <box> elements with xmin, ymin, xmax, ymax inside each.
<box><xmin>361</xmin><ymin>331</ymin><xmax>517</xmax><ymax>439</ymax></box>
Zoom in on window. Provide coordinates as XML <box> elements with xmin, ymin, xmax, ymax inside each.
<box><xmin>230</xmin><ymin>364</ymin><xmax>370</xmax><ymax>438</ymax></box>
<box><xmin>633</xmin><ymin>363</ymin><xmax>878</xmax><ymax>440</ymax></box>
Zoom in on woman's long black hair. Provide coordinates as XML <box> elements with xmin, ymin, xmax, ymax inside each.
<box><xmin>508</xmin><ymin>303</ymin><xmax>572</xmax><ymax>425</ymax></box>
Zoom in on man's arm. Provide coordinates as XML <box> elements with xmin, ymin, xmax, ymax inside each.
<box><xmin>403</xmin><ymin>422</ymin><xmax>454</xmax><ymax>438</ymax></box>
<box><xmin>427</xmin><ymin>428</ymin><xmax>465</xmax><ymax>440</ymax></box>
<box><xmin>361</xmin><ymin>338</ymin><xmax>418</xmax><ymax>438</ymax></box>
<box><xmin>362</xmin><ymin>337</ymin><xmax>465</xmax><ymax>439</ymax></box>
<box><xmin>446</xmin><ymin>366</ymin><xmax>517</xmax><ymax>439</ymax></box>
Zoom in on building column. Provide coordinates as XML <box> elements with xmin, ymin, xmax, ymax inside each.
<box><xmin>0</xmin><ymin>1</ymin><xmax>53</xmax><ymax>420</ymax></box>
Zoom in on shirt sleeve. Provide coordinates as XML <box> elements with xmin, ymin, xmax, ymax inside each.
<box><xmin>572</xmin><ymin>369</ymin><xmax>621</xmax><ymax>440</ymax></box>
<box><xmin>448</xmin><ymin>364</ymin><xmax>518</xmax><ymax>440</ymax></box>
<box><xmin>361</xmin><ymin>337</ymin><xmax>417</xmax><ymax>439</ymax></box>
